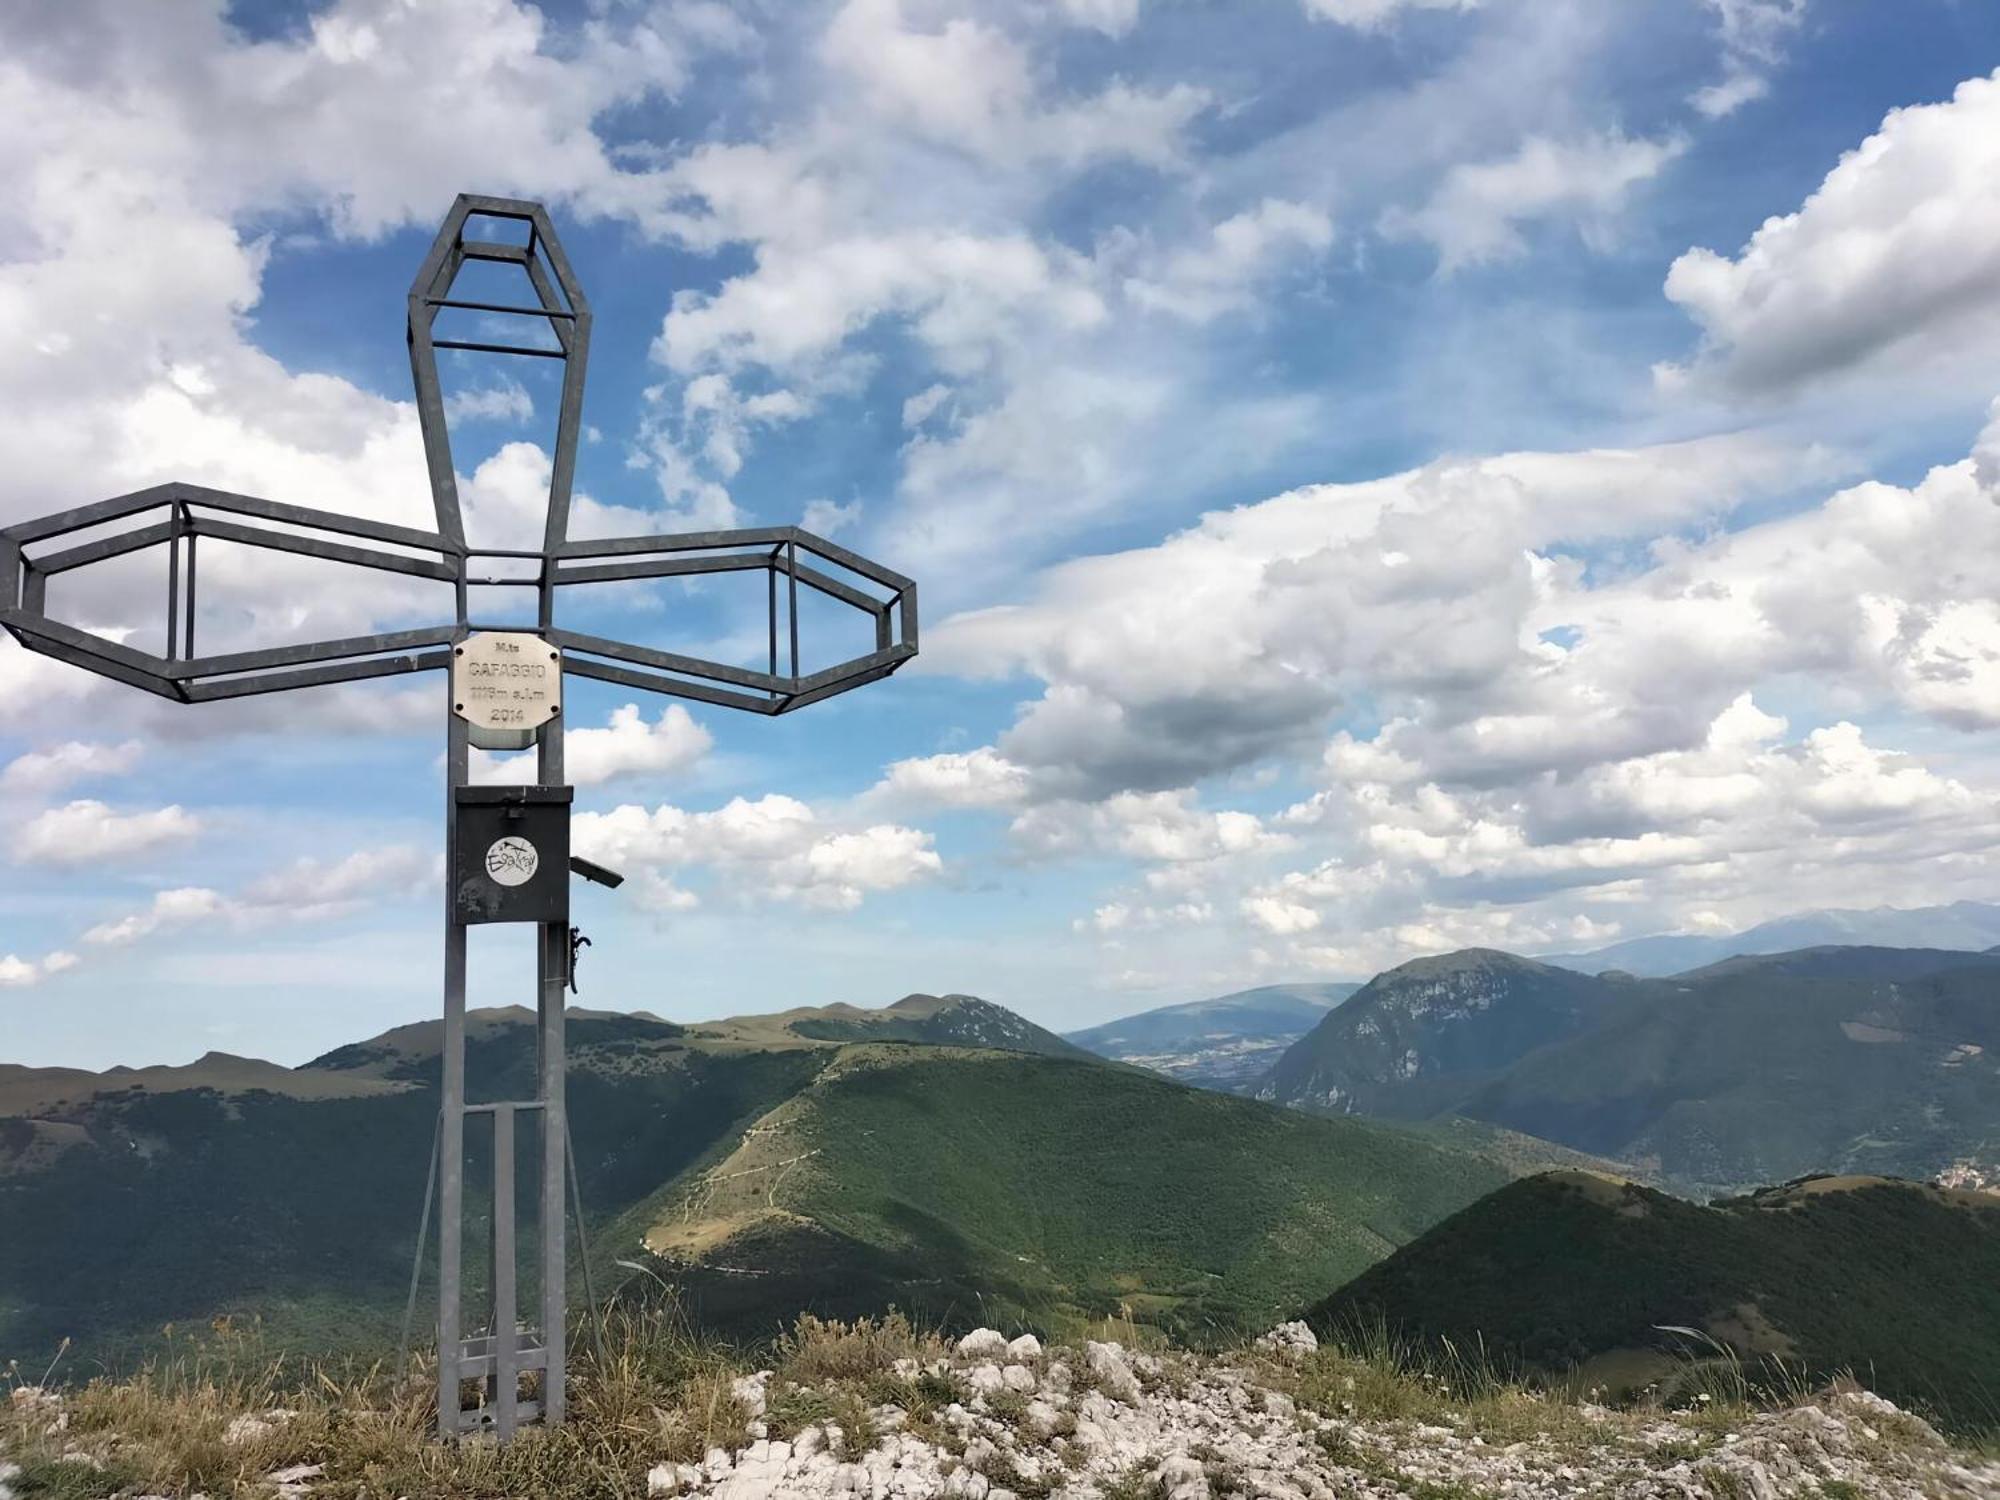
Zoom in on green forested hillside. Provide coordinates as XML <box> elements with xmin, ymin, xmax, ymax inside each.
<box><xmin>1261</xmin><ymin>945</ymin><xmax>2000</xmax><ymax>1194</ymax></box>
<box><xmin>780</xmin><ymin>992</ymin><xmax>1095</xmax><ymax>1059</ymax></box>
<box><xmin>1314</xmin><ymin>1171</ymin><xmax>2000</xmax><ymax>1431</ymax></box>
<box><xmin>0</xmin><ymin>1012</ymin><xmax>826</xmax><ymax>1366</ymax></box>
<box><xmin>1464</xmin><ymin>955</ymin><xmax>2000</xmax><ymax>1191</ymax></box>
<box><xmin>630</xmin><ymin>1044</ymin><xmax>1515</xmax><ymax>1340</ymax></box>
<box><xmin>2</xmin><ymin>997</ymin><xmax>1532</xmax><ymax>1369</ymax></box>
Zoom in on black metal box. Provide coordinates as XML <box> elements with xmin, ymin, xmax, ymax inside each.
<box><xmin>452</xmin><ymin>785</ymin><xmax>573</xmax><ymax>926</ymax></box>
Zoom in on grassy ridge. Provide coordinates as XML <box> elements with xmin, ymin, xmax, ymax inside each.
<box><xmin>645</xmin><ymin>1045</ymin><xmax>1514</xmax><ymax>1340</ymax></box>
<box><xmin>1314</xmin><ymin>1171</ymin><xmax>2000</xmax><ymax>1432</ymax></box>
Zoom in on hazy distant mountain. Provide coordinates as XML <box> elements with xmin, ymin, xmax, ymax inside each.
<box><xmin>1259</xmin><ymin>951</ymin><xmax>1619</xmax><ymax>1118</ymax></box>
<box><xmin>1064</xmin><ymin>982</ymin><xmax>1359</xmax><ymax>1091</ymax></box>
<box><xmin>1542</xmin><ymin>900</ymin><xmax>2000</xmax><ymax>977</ymax></box>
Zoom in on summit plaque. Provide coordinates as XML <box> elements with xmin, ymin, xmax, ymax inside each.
<box><xmin>452</xmin><ymin>631</ymin><xmax>560</xmax><ymax>750</ymax></box>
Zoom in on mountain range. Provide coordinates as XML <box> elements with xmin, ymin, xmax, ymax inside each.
<box><xmin>1062</xmin><ymin>982</ymin><xmax>1358</xmax><ymax>1090</ymax></box>
<box><xmin>1061</xmin><ymin>903</ymin><xmax>2000</xmax><ymax>1096</ymax></box>
<box><xmin>11</xmin><ymin>939</ymin><xmax>2000</xmax><ymax>1433</ymax></box>
<box><xmin>0</xmin><ymin>990</ymin><xmax>1539</xmax><ymax>1367</ymax></box>
<box><xmin>1540</xmin><ymin>900</ymin><xmax>2000</xmax><ymax>977</ymax></box>
<box><xmin>1260</xmin><ymin>944</ymin><xmax>2000</xmax><ymax>1194</ymax></box>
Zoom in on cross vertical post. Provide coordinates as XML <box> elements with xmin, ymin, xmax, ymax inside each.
<box><xmin>537</xmin><ymin>704</ymin><xmax>567</xmax><ymax>1426</ymax></box>
<box><xmin>437</xmin><ymin>701</ymin><xmax>469</xmax><ymax>1430</ymax></box>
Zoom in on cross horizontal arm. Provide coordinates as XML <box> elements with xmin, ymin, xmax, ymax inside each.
<box><xmin>167</xmin><ymin>625</ymin><xmax>459</xmax><ymax>683</ymax></box>
<box><xmin>183</xmin><ymin>649</ymin><xmax>453</xmax><ymax>702</ymax></box>
<box><xmin>3</xmin><ymin>485</ymin><xmax>915</xmax><ymax>720</ymax></box>
<box><xmin>3</xmin><ymin>482</ymin><xmax>457</xmax><ymax>555</ymax></box>
<box><xmin>189</xmin><ymin>518</ymin><xmax>458</xmax><ymax>583</ymax></box>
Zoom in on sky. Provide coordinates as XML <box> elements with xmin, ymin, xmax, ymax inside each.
<box><xmin>7</xmin><ymin>0</ymin><xmax>2000</xmax><ymax>1069</ymax></box>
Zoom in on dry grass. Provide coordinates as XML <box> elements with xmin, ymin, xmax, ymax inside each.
<box><xmin>1277</xmin><ymin>1319</ymin><xmax>1750</xmax><ymax>1455</ymax></box>
<box><xmin>4</xmin><ymin>1309</ymin><xmax>1982</xmax><ymax>1496</ymax></box>
<box><xmin>771</xmin><ymin>1311</ymin><xmax>944</xmax><ymax>1386</ymax></box>
<box><xmin>2</xmin><ymin>1301</ymin><xmax>750</xmax><ymax>1499</ymax></box>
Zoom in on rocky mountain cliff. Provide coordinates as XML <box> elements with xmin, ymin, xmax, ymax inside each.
<box><xmin>1258</xmin><ymin>950</ymin><xmax>1620</xmax><ymax>1118</ymax></box>
<box><xmin>1259</xmin><ymin>944</ymin><xmax>2000</xmax><ymax>1193</ymax></box>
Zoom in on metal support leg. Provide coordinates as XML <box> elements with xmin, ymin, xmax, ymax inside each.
<box><xmin>566</xmin><ymin>1129</ymin><xmax>607</xmax><ymax>1368</ymax></box>
<box><xmin>398</xmin><ymin>1112</ymin><xmax>441</xmax><ymax>1385</ymax></box>
<box><xmin>491</xmin><ymin>1103</ymin><xmax>519</xmax><ymax>1441</ymax></box>
<box><xmin>437</xmin><ymin>704</ymin><xmax>469</xmax><ymax>1439</ymax></box>
<box><xmin>538</xmin><ymin>722</ymin><xmax>567</xmax><ymax>1424</ymax></box>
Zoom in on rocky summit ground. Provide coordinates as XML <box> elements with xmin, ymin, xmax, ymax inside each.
<box><xmin>651</xmin><ymin>1324</ymin><xmax>2000</xmax><ymax>1500</ymax></box>
<box><xmin>4</xmin><ymin>1318</ymin><xmax>1998</xmax><ymax>1498</ymax></box>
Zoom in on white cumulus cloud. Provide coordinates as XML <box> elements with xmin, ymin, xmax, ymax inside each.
<box><xmin>1661</xmin><ymin>69</ymin><xmax>2000</xmax><ymax>398</ymax></box>
<box><xmin>1</xmin><ymin>740</ymin><xmax>144</xmax><ymax>797</ymax></box>
<box><xmin>870</xmin><ymin>748</ymin><xmax>1033</xmax><ymax>810</ymax></box>
<box><xmin>1384</xmin><ymin>131</ymin><xmax>1686</xmax><ymax>272</ymax></box>
<box><xmin>16</xmin><ymin>801</ymin><xmax>200</xmax><ymax>866</ymax></box>
<box><xmin>1301</xmin><ymin>0</ymin><xmax>1477</xmax><ymax>30</ymax></box>
<box><xmin>575</xmin><ymin>794</ymin><xmax>941</xmax><ymax>910</ymax></box>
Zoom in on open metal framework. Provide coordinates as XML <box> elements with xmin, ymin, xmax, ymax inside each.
<box><xmin>0</xmin><ymin>195</ymin><xmax>917</xmax><ymax>1440</ymax></box>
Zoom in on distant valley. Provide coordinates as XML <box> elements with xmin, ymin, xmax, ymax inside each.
<box><xmin>1062</xmin><ymin>981</ymin><xmax>1358</xmax><ymax>1090</ymax></box>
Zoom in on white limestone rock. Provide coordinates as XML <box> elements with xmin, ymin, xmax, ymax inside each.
<box><xmin>956</xmin><ymin>1328</ymin><xmax>1009</xmax><ymax>1361</ymax></box>
<box><xmin>1085</xmin><ymin>1340</ymin><xmax>1141</xmax><ymax>1403</ymax></box>
<box><xmin>1004</xmin><ymin>1334</ymin><xmax>1042</xmax><ymax>1363</ymax></box>
<box><xmin>1151</xmin><ymin>1451</ymin><xmax>1210</xmax><ymax>1500</ymax></box>
<box><xmin>266</xmin><ymin>1462</ymin><xmax>324</xmax><ymax>1499</ymax></box>
<box><xmin>1254</xmin><ymin>1320</ymin><xmax>1318</xmax><ymax>1361</ymax></box>
<box><xmin>964</xmin><ymin>1362</ymin><xmax>1006</xmax><ymax>1396</ymax></box>
<box><xmin>223</xmin><ymin>1413</ymin><xmax>278</xmax><ymax>1446</ymax></box>
<box><xmin>1024</xmin><ymin>1398</ymin><xmax>1062</xmax><ymax>1438</ymax></box>
<box><xmin>730</xmin><ymin>1371</ymin><xmax>772</xmax><ymax>1419</ymax></box>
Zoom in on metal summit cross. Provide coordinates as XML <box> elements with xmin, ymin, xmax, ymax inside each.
<box><xmin>0</xmin><ymin>195</ymin><xmax>919</xmax><ymax>1440</ymax></box>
